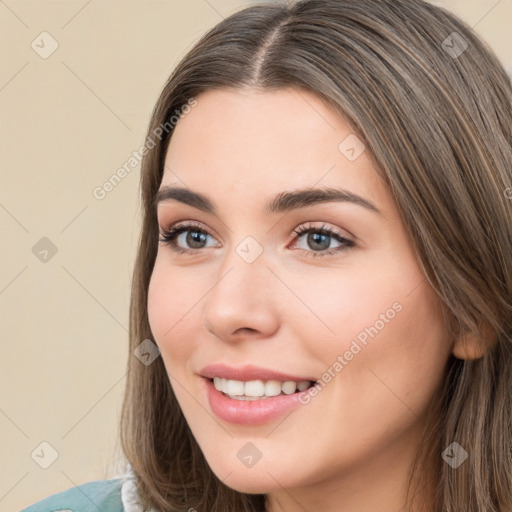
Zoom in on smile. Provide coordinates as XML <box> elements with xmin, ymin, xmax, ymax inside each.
<box><xmin>203</xmin><ymin>377</ymin><xmax>318</xmax><ymax>425</ymax></box>
<box><xmin>211</xmin><ymin>377</ymin><xmax>315</xmax><ymax>400</ymax></box>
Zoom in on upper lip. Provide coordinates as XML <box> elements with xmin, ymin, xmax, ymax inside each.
<box><xmin>199</xmin><ymin>363</ymin><xmax>317</xmax><ymax>382</ymax></box>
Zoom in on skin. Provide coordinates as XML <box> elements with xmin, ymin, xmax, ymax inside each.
<box><xmin>147</xmin><ymin>87</ymin><xmax>469</xmax><ymax>512</ymax></box>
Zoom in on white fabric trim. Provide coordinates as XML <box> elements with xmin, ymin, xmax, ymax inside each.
<box><xmin>120</xmin><ymin>463</ymin><xmax>157</xmax><ymax>512</ymax></box>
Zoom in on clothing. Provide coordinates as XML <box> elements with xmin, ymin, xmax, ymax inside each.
<box><xmin>19</xmin><ymin>479</ymin><xmax>124</xmax><ymax>512</ymax></box>
<box><xmin>19</xmin><ymin>465</ymin><xmax>154</xmax><ymax>512</ymax></box>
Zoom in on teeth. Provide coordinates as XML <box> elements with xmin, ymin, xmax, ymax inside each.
<box><xmin>265</xmin><ymin>380</ymin><xmax>282</xmax><ymax>397</ymax></box>
<box><xmin>226</xmin><ymin>379</ymin><xmax>244</xmax><ymax>396</ymax></box>
<box><xmin>281</xmin><ymin>381</ymin><xmax>296</xmax><ymax>395</ymax></box>
<box><xmin>245</xmin><ymin>380</ymin><xmax>265</xmax><ymax>396</ymax></box>
<box><xmin>212</xmin><ymin>377</ymin><xmax>313</xmax><ymax>399</ymax></box>
<box><xmin>297</xmin><ymin>381</ymin><xmax>311</xmax><ymax>391</ymax></box>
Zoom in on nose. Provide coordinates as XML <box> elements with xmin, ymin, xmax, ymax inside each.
<box><xmin>201</xmin><ymin>247</ymin><xmax>280</xmax><ymax>343</ymax></box>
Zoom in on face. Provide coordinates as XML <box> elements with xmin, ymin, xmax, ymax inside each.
<box><xmin>147</xmin><ymin>87</ymin><xmax>453</xmax><ymax>506</ymax></box>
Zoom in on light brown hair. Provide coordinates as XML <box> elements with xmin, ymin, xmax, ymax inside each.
<box><xmin>119</xmin><ymin>1</ymin><xmax>512</xmax><ymax>510</ymax></box>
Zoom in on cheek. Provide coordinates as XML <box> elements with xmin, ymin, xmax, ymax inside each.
<box><xmin>302</xmin><ymin>251</ymin><xmax>451</xmax><ymax>410</ymax></box>
<box><xmin>147</xmin><ymin>258</ymin><xmax>200</xmax><ymax>363</ymax></box>
<box><xmin>292</xmin><ymin>253</ymin><xmax>422</xmax><ymax>352</ymax></box>
<box><xmin>332</xmin><ymin>282</ymin><xmax>451</xmax><ymax>418</ymax></box>
<box><xmin>382</xmin><ymin>284</ymin><xmax>452</xmax><ymax>390</ymax></box>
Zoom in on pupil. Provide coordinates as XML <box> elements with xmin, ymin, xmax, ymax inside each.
<box><xmin>309</xmin><ymin>232</ymin><xmax>329</xmax><ymax>250</ymax></box>
<box><xmin>187</xmin><ymin>231</ymin><xmax>206</xmax><ymax>248</ymax></box>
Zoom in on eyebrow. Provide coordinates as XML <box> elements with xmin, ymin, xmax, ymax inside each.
<box><xmin>153</xmin><ymin>186</ymin><xmax>382</xmax><ymax>216</ymax></box>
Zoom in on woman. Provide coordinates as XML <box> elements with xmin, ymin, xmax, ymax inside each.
<box><xmin>21</xmin><ymin>0</ymin><xmax>512</xmax><ymax>511</ymax></box>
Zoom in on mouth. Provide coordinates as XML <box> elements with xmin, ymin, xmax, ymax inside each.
<box><xmin>208</xmin><ymin>376</ymin><xmax>317</xmax><ymax>401</ymax></box>
<box><xmin>202</xmin><ymin>376</ymin><xmax>318</xmax><ymax>425</ymax></box>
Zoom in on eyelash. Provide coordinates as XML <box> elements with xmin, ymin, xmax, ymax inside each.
<box><xmin>158</xmin><ymin>221</ymin><xmax>355</xmax><ymax>258</ymax></box>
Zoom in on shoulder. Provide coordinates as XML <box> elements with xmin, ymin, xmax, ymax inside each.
<box><xmin>19</xmin><ymin>478</ymin><xmax>125</xmax><ymax>512</ymax></box>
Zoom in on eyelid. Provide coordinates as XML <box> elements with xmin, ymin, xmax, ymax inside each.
<box><xmin>158</xmin><ymin>219</ymin><xmax>220</xmax><ymax>241</ymax></box>
<box><xmin>288</xmin><ymin>221</ymin><xmax>353</xmax><ymax>243</ymax></box>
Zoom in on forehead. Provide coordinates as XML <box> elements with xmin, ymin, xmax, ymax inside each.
<box><xmin>166</xmin><ymin>87</ymin><xmax>353</xmax><ymax>164</ymax></box>
<box><xmin>161</xmin><ymin>87</ymin><xmax>389</xmax><ymax>215</ymax></box>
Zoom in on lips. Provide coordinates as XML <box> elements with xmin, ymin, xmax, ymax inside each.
<box><xmin>199</xmin><ymin>363</ymin><xmax>318</xmax><ymax>382</ymax></box>
<box><xmin>203</xmin><ymin>377</ymin><xmax>313</xmax><ymax>425</ymax></box>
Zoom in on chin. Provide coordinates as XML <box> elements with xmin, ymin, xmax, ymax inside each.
<box><xmin>220</xmin><ymin>475</ymin><xmax>282</xmax><ymax>495</ymax></box>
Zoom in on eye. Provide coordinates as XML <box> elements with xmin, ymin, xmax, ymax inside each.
<box><xmin>158</xmin><ymin>221</ymin><xmax>218</xmax><ymax>255</ymax></box>
<box><xmin>158</xmin><ymin>221</ymin><xmax>355</xmax><ymax>258</ymax></box>
<box><xmin>289</xmin><ymin>223</ymin><xmax>355</xmax><ymax>258</ymax></box>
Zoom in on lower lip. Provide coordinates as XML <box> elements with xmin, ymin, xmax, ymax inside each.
<box><xmin>203</xmin><ymin>377</ymin><xmax>311</xmax><ymax>426</ymax></box>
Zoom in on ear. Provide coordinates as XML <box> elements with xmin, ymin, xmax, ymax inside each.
<box><xmin>452</xmin><ymin>321</ymin><xmax>497</xmax><ymax>360</ymax></box>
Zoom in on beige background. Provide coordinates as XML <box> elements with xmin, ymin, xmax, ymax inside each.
<box><xmin>1</xmin><ymin>1</ymin><xmax>510</xmax><ymax>510</ymax></box>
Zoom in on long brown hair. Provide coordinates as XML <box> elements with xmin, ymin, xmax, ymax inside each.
<box><xmin>119</xmin><ymin>1</ymin><xmax>512</xmax><ymax>510</ymax></box>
